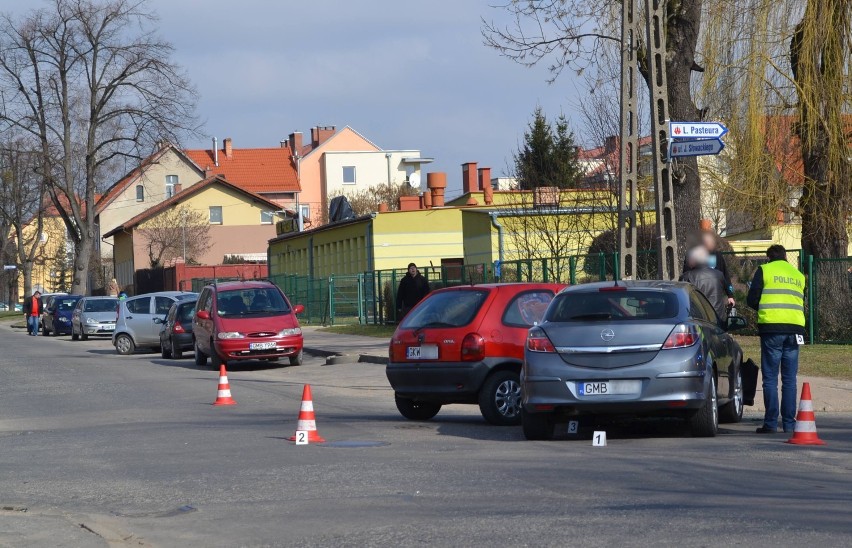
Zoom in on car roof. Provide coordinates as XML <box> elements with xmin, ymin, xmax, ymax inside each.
<box><xmin>432</xmin><ymin>282</ymin><xmax>564</xmax><ymax>292</ymax></box>
<box><xmin>205</xmin><ymin>280</ymin><xmax>277</xmax><ymax>291</ymax></box>
<box><xmin>131</xmin><ymin>291</ymin><xmax>197</xmax><ymax>298</ymax></box>
<box><xmin>558</xmin><ymin>280</ymin><xmax>690</xmax><ymax>294</ymax></box>
<box><xmin>81</xmin><ymin>296</ymin><xmax>119</xmax><ymax>300</ymax></box>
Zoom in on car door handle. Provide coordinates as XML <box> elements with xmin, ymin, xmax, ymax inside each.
<box><xmin>127</xmin><ymin>316</ymin><xmax>132</xmax><ymax>319</ymax></box>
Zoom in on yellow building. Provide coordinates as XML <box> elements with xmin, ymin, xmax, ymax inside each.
<box><xmin>15</xmin><ymin>212</ymin><xmax>73</xmax><ymax>297</ymax></box>
<box><xmin>104</xmin><ymin>176</ymin><xmax>283</xmax><ymax>294</ymax></box>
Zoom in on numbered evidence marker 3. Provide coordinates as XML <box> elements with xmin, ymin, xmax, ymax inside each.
<box><xmin>295</xmin><ymin>430</ymin><xmax>309</xmax><ymax>445</ymax></box>
<box><xmin>592</xmin><ymin>431</ymin><xmax>607</xmax><ymax>447</ymax></box>
<box><xmin>567</xmin><ymin>421</ymin><xmax>579</xmax><ymax>435</ymax></box>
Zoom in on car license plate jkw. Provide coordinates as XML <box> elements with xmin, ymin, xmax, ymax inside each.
<box><xmin>250</xmin><ymin>341</ymin><xmax>277</xmax><ymax>350</ymax></box>
<box><xmin>577</xmin><ymin>380</ymin><xmax>642</xmax><ymax>396</ymax></box>
<box><xmin>406</xmin><ymin>345</ymin><xmax>438</xmax><ymax>360</ymax></box>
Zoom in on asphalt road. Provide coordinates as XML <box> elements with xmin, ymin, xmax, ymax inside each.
<box><xmin>1</xmin><ymin>326</ymin><xmax>851</xmax><ymax>547</ymax></box>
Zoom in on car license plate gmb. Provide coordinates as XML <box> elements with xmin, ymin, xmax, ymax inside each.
<box><xmin>576</xmin><ymin>380</ymin><xmax>642</xmax><ymax>396</ymax></box>
<box><xmin>406</xmin><ymin>345</ymin><xmax>438</xmax><ymax>360</ymax></box>
<box><xmin>249</xmin><ymin>342</ymin><xmax>277</xmax><ymax>350</ymax></box>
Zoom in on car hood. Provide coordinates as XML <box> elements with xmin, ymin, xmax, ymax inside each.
<box><xmin>216</xmin><ymin>314</ymin><xmax>298</xmax><ymax>334</ymax></box>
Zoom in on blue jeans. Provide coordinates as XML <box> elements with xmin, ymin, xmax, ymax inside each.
<box><xmin>760</xmin><ymin>333</ymin><xmax>799</xmax><ymax>431</ymax></box>
<box><xmin>27</xmin><ymin>315</ymin><xmax>39</xmax><ymax>335</ymax></box>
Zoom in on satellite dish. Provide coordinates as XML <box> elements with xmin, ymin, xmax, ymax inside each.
<box><xmin>408</xmin><ymin>171</ymin><xmax>421</xmax><ymax>188</ymax></box>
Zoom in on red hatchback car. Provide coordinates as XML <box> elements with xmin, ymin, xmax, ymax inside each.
<box><xmin>386</xmin><ymin>283</ymin><xmax>565</xmax><ymax>425</ymax></box>
<box><xmin>193</xmin><ymin>280</ymin><xmax>305</xmax><ymax>368</ymax></box>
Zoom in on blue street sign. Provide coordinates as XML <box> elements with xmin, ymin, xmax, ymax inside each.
<box><xmin>668</xmin><ymin>138</ymin><xmax>725</xmax><ymax>158</ymax></box>
<box><xmin>669</xmin><ymin>121</ymin><xmax>728</xmax><ymax>139</ymax></box>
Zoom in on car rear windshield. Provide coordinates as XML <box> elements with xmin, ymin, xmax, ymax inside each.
<box><xmin>84</xmin><ymin>299</ymin><xmax>118</xmax><ymax>312</ymax></box>
<box><xmin>400</xmin><ymin>289</ymin><xmax>489</xmax><ymax>330</ymax></box>
<box><xmin>177</xmin><ymin>302</ymin><xmax>196</xmax><ymax>323</ymax></box>
<box><xmin>547</xmin><ymin>290</ymin><xmax>679</xmax><ymax>322</ymax></box>
<box><xmin>216</xmin><ymin>288</ymin><xmax>290</xmax><ymax>316</ymax></box>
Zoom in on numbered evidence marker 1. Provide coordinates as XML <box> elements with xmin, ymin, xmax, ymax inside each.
<box><xmin>567</xmin><ymin>421</ymin><xmax>579</xmax><ymax>435</ymax></box>
<box><xmin>295</xmin><ymin>430</ymin><xmax>309</xmax><ymax>445</ymax></box>
<box><xmin>592</xmin><ymin>431</ymin><xmax>607</xmax><ymax>447</ymax></box>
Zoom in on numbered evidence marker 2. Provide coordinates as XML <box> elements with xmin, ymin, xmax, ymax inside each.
<box><xmin>295</xmin><ymin>430</ymin><xmax>309</xmax><ymax>445</ymax></box>
<box><xmin>592</xmin><ymin>431</ymin><xmax>607</xmax><ymax>447</ymax></box>
<box><xmin>567</xmin><ymin>421</ymin><xmax>579</xmax><ymax>435</ymax></box>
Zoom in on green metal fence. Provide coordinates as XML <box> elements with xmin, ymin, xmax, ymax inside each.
<box><xmin>269</xmin><ymin>248</ymin><xmax>850</xmax><ymax>344</ymax></box>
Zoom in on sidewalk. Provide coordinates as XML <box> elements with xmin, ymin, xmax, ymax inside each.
<box><xmin>301</xmin><ymin>326</ymin><xmax>389</xmax><ymax>364</ymax></box>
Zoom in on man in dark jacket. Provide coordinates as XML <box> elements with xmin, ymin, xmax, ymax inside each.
<box><xmin>396</xmin><ymin>263</ymin><xmax>430</xmax><ymax>319</ymax></box>
<box><xmin>22</xmin><ymin>291</ymin><xmax>41</xmax><ymax>336</ymax></box>
<box><xmin>683</xmin><ymin>231</ymin><xmax>735</xmax><ymax>300</ymax></box>
<box><xmin>680</xmin><ymin>247</ymin><xmax>729</xmax><ymax>320</ymax></box>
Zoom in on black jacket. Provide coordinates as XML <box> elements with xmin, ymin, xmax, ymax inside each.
<box><xmin>22</xmin><ymin>295</ymin><xmax>39</xmax><ymax>316</ymax></box>
<box><xmin>683</xmin><ymin>251</ymin><xmax>733</xmax><ymax>297</ymax></box>
<box><xmin>680</xmin><ymin>266</ymin><xmax>728</xmax><ymax>321</ymax></box>
<box><xmin>746</xmin><ymin>263</ymin><xmax>806</xmax><ymax>335</ymax></box>
<box><xmin>396</xmin><ymin>273</ymin><xmax>430</xmax><ymax>310</ymax></box>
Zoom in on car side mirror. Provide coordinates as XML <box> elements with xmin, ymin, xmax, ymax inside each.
<box><xmin>293</xmin><ymin>304</ymin><xmax>305</xmax><ymax>315</ymax></box>
<box><xmin>196</xmin><ymin>310</ymin><xmax>210</xmax><ymax>320</ymax></box>
<box><xmin>725</xmin><ymin>316</ymin><xmax>748</xmax><ymax>332</ymax></box>
<box><xmin>153</xmin><ymin>317</ymin><xmax>164</xmax><ymax>324</ymax></box>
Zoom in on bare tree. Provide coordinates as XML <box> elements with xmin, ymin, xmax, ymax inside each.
<box><xmin>331</xmin><ymin>182</ymin><xmax>421</xmax><ymax>217</ymax></box>
<box><xmin>0</xmin><ymin>0</ymin><xmax>199</xmax><ymax>295</ymax></box>
<box><xmin>0</xmin><ymin>142</ymin><xmax>46</xmax><ymax>297</ymax></box>
<box><xmin>136</xmin><ymin>206</ymin><xmax>210</xmax><ymax>268</ymax></box>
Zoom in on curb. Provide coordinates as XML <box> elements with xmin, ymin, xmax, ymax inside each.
<box><xmin>304</xmin><ymin>347</ymin><xmax>388</xmax><ymax>365</ymax></box>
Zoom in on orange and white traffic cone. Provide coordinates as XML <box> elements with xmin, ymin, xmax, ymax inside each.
<box><xmin>213</xmin><ymin>364</ymin><xmax>237</xmax><ymax>406</ymax></box>
<box><xmin>786</xmin><ymin>382</ymin><xmax>825</xmax><ymax>446</ymax></box>
<box><xmin>288</xmin><ymin>384</ymin><xmax>325</xmax><ymax>443</ymax></box>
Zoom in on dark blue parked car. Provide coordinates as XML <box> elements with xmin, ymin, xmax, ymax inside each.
<box><xmin>42</xmin><ymin>295</ymin><xmax>83</xmax><ymax>336</ymax></box>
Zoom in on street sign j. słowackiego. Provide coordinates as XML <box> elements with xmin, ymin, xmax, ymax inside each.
<box><xmin>668</xmin><ymin>121</ymin><xmax>728</xmax><ymax>159</ymax></box>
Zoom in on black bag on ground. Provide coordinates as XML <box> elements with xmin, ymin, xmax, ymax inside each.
<box><xmin>741</xmin><ymin>358</ymin><xmax>759</xmax><ymax>406</ymax></box>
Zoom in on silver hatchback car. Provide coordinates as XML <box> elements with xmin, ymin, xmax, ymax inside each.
<box><xmin>521</xmin><ymin>281</ymin><xmax>747</xmax><ymax>440</ymax></box>
<box><xmin>71</xmin><ymin>296</ymin><xmax>120</xmax><ymax>340</ymax></box>
<box><xmin>113</xmin><ymin>291</ymin><xmax>197</xmax><ymax>355</ymax></box>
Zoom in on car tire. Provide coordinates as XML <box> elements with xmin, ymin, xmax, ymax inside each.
<box><xmin>80</xmin><ymin>331</ymin><xmax>88</xmax><ymax>341</ymax></box>
<box><xmin>522</xmin><ymin>409</ymin><xmax>555</xmax><ymax>440</ymax></box>
<box><xmin>394</xmin><ymin>394</ymin><xmax>441</xmax><ymax>421</ymax></box>
<box><xmin>478</xmin><ymin>370</ymin><xmax>523</xmax><ymax>426</ymax></box>
<box><xmin>52</xmin><ymin>322</ymin><xmax>59</xmax><ymax>336</ymax></box>
<box><xmin>115</xmin><ymin>334</ymin><xmax>135</xmax><ymax>355</ymax></box>
<box><xmin>210</xmin><ymin>341</ymin><xmax>222</xmax><ymax>369</ymax></box>
<box><xmin>288</xmin><ymin>349</ymin><xmax>303</xmax><ymax>367</ymax></box>
<box><xmin>720</xmin><ymin>366</ymin><xmax>744</xmax><ymax>424</ymax></box>
<box><xmin>690</xmin><ymin>375</ymin><xmax>719</xmax><ymax>437</ymax></box>
<box><xmin>161</xmin><ymin>339</ymin><xmax>172</xmax><ymax>359</ymax></box>
<box><xmin>71</xmin><ymin>326</ymin><xmax>79</xmax><ymax>341</ymax></box>
<box><xmin>42</xmin><ymin>324</ymin><xmax>49</xmax><ymax>336</ymax></box>
<box><xmin>171</xmin><ymin>338</ymin><xmax>182</xmax><ymax>360</ymax></box>
<box><xmin>194</xmin><ymin>341</ymin><xmax>207</xmax><ymax>367</ymax></box>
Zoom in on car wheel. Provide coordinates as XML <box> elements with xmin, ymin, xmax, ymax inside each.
<box><xmin>42</xmin><ymin>323</ymin><xmax>49</xmax><ymax>336</ymax></box>
<box><xmin>171</xmin><ymin>338</ymin><xmax>182</xmax><ymax>360</ymax></box>
<box><xmin>210</xmin><ymin>341</ymin><xmax>222</xmax><ymax>369</ymax></box>
<box><xmin>161</xmin><ymin>339</ymin><xmax>172</xmax><ymax>359</ymax></box>
<box><xmin>115</xmin><ymin>334</ymin><xmax>135</xmax><ymax>355</ymax></box>
<box><xmin>394</xmin><ymin>394</ymin><xmax>441</xmax><ymax>421</ymax></box>
<box><xmin>52</xmin><ymin>322</ymin><xmax>59</xmax><ymax>336</ymax></box>
<box><xmin>194</xmin><ymin>341</ymin><xmax>207</xmax><ymax>367</ymax></box>
<box><xmin>80</xmin><ymin>330</ymin><xmax>89</xmax><ymax>341</ymax></box>
<box><xmin>720</xmin><ymin>367</ymin><xmax>744</xmax><ymax>424</ymax></box>
<box><xmin>71</xmin><ymin>326</ymin><xmax>79</xmax><ymax>341</ymax></box>
<box><xmin>478</xmin><ymin>370</ymin><xmax>523</xmax><ymax>426</ymax></box>
<box><xmin>690</xmin><ymin>374</ymin><xmax>719</xmax><ymax>437</ymax></box>
<box><xmin>288</xmin><ymin>349</ymin><xmax>303</xmax><ymax>366</ymax></box>
<box><xmin>522</xmin><ymin>409</ymin><xmax>555</xmax><ymax>440</ymax></box>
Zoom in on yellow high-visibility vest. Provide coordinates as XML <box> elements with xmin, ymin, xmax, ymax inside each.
<box><xmin>757</xmin><ymin>261</ymin><xmax>805</xmax><ymax>327</ymax></box>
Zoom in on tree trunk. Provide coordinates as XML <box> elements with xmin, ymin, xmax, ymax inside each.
<box><xmin>21</xmin><ymin>262</ymin><xmax>33</xmax><ymax>297</ymax></box>
<box><xmin>72</xmin><ymin>236</ymin><xmax>93</xmax><ymax>295</ymax></box>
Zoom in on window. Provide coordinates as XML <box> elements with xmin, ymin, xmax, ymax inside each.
<box><xmin>342</xmin><ymin>166</ymin><xmax>356</xmax><ymax>184</ymax></box>
<box><xmin>165</xmin><ymin>175</ymin><xmax>178</xmax><ymax>198</ymax></box>
<box><xmin>209</xmin><ymin>206</ymin><xmax>223</xmax><ymax>224</ymax></box>
<box><xmin>547</xmin><ymin>291</ymin><xmax>678</xmax><ymax>322</ymax></box>
<box><xmin>503</xmin><ymin>291</ymin><xmax>555</xmax><ymax>327</ymax></box>
<box><xmin>690</xmin><ymin>290</ymin><xmax>719</xmax><ymax>324</ymax></box>
<box><xmin>84</xmin><ymin>298</ymin><xmax>120</xmax><ymax>312</ymax></box>
<box><xmin>126</xmin><ymin>297</ymin><xmax>151</xmax><ymax>315</ymax></box>
<box><xmin>260</xmin><ymin>210</ymin><xmax>274</xmax><ymax>224</ymax></box>
<box><xmin>400</xmin><ymin>290</ymin><xmax>489</xmax><ymax>330</ymax></box>
<box><xmin>299</xmin><ymin>204</ymin><xmax>310</xmax><ymax>223</ymax></box>
<box><xmin>136</xmin><ymin>185</ymin><xmax>144</xmax><ymax>202</ymax></box>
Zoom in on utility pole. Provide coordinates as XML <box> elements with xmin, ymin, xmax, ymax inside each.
<box><xmin>618</xmin><ymin>0</ymin><xmax>679</xmax><ymax>281</ymax></box>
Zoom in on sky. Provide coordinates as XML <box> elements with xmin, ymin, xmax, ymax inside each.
<box><xmin>1</xmin><ymin>0</ymin><xmax>588</xmax><ymax>200</ymax></box>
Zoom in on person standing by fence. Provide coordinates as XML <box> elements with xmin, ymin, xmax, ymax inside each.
<box><xmin>22</xmin><ymin>291</ymin><xmax>41</xmax><ymax>336</ymax></box>
<box><xmin>107</xmin><ymin>278</ymin><xmax>120</xmax><ymax>297</ymax></box>
<box><xmin>747</xmin><ymin>245</ymin><xmax>806</xmax><ymax>434</ymax></box>
<box><xmin>396</xmin><ymin>263</ymin><xmax>430</xmax><ymax>320</ymax></box>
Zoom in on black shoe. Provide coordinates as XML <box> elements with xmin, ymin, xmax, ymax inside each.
<box><xmin>756</xmin><ymin>426</ymin><xmax>778</xmax><ymax>434</ymax></box>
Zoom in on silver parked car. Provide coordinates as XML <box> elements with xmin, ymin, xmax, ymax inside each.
<box><xmin>521</xmin><ymin>281</ymin><xmax>747</xmax><ymax>440</ymax></box>
<box><xmin>71</xmin><ymin>296</ymin><xmax>120</xmax><ymax>340</ymax></box>
<box><xmin>113</xmin><ymin>291</ymin><xmax>196</xmax><ymax>355</ymax></box>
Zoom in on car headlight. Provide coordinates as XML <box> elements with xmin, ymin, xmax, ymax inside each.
<box><xmin>86</xmin><ymin>317</ymin><xmax>97</xmax><ymax>324</ymax></box>
<box><xmin>278</xmin><ymin>327</ymin><xmax>302</xmax><ymax>337</ymax></box>
<box><xmin>217</xmin><ymin>331</ymin><xmax>245</xmax><ymax>340</ymax></box>
<box><xmin>60</xmin><ymin>317</ymin><xmax>70</xmax><ymax>323</ymax></box>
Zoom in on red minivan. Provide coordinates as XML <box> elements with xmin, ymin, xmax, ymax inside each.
<box><xmin>386</xmin><ymin>283</ymin><xmax>564</xmax><ymax>425</ymax></box>
<box><xmin>193</xmin><ymin>280</ymin><xmax>305</xmax><ymax>368</ymax></box>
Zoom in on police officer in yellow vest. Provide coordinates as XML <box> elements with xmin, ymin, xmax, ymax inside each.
<box><xmin>746</xmin><ymin>245</ymin><xmax>806</xmax><ymax>434</ymax></box>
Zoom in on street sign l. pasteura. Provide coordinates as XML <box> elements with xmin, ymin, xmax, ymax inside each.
<box><xmin>669</xmin><ymin>121</ymin><xmax>728</xmax><ymax>139</ymax></box>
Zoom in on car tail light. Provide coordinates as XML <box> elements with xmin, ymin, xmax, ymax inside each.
<box><xmin>662</xmin><ymin>324</ymin><xmax>699</xmax><ymax>349</ymax></box>
<box><xmin>527</xmin><ymin>327</ymin><xmax>556</xmax><ymax>353</ymax></box>
<box><xmin>461</xmin><ymin>333</ymin><xmax>485</xmax><ymax>362</ymax></box>
<box><xmin>173</xmin><ymin>321</ymin><xmax>185</xmax><ymax>334</ymax></box>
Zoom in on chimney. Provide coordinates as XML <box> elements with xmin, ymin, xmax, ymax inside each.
<box><xmin>212</xmin><ymin>137</ymin><xmax>218</xmax><ymax>167</ymax></box>
<box><xmin>427</xmin><ymin>172</ymin><xmax>447</xmax><ymax>208</ymax></box>
<box><xmin>288</xmin><ymin>132</ymin><xmax>303</xmax><ymax>157</ymax></box>
<box><xmin>477</xmin><ymin>167</ymin><xmax>491</xmax><ymax>193</ymax></box>
<box><xmin>604</xmin><ymin>135</ymin><xmax>618</xmax><ymax>154</ymax></box>
<box><xmin>280</xmin><ymin>139</ymin><xmax>288</xmax><ymax>148</ymax></box>
<box><xmin>399</xmin><ymin>196</ymin><xmax>421</xmax><ymax>211</ymax></box>
<box><xmin>378</xmin><ymin>203</ymin><xmax>389</xmax><ymax>213</ymax></box>
<box><xmin>311</xmin><ymin>126</ymin><xmax>336</xmax><ymax>147</ymax></box>
<box><xmin>422</xmin><ymin>190</ymin><xmax>432</xmax><ymax>209</ymax></box>
<box><xmin>483</xmin><ymin>183</ymin><xmax>494</xmax><ymax>205</ymax></box>
<box><xmin>223</xmin><ymin>137</ymin><xmax>233</xmax><ymax>159</ymax></box>
<box><xmin>462</xmin><ymin>162</ymin><xmax>478</xmax><ymax>194</ymax></box>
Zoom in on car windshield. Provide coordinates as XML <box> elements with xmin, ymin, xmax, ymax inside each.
<box><xmin>216</xmin><ymin>288</ymin><xmax>290</xmax><ymax>316</ymax></box>
<box><xmin>55</xmin><ymin>298</ymin><xmax>80</xmax><ymax>311</ymax></box>
<box><xmin>84</xmin><ymin>298</ymin><xmax>119</xmax><ymax>312</ymax></box>
<box><xmin>401</xmin><ymin>289</ymin><xmax>489</xmax><ymax>329</ymax></box>
<box><xmin>547</xmin><ymin>290</ymin><xmax>678</xmax><ymax>322</ymax></box>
